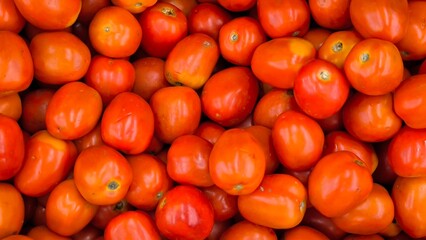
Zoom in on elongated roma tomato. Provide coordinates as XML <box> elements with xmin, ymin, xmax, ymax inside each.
<box><xmin>164</xmin><ymin>33</ymin><xmax>219</xmax><ymax>89</ymax></box>
<box><xmin>0</xmin><ymin>115</ymin><xmax>24</xmax><ymax>180</ymax></box>
<box><xmin>0</xmin><ymin>183</ymin><xmax>24</xmax><ymax>239</ymax></box>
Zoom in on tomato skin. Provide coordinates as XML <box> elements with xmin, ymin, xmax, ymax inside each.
<box><xmin>21</xmin><ymin>89</ymin><xmax>55</xmax><ymax>134</ymax></box>
<box><xmin>0</xmin><ymin>0</ymin><xmax>26</xmax><ymax>33</ymax></box>
<box><xmin>194</xmin><ymin>121</ymin><xmax>225</xmax><ymax>145</ymax></box>
<box><xmin>209</xmin><ymin>128</ymin><xmax>266</xmax><ymax>195</ymax></box>
<box><xmin>111</xmin><ymin>0</ymin><xmax>157</xmax><ymax>13</ymax></box>
<box><xmin>91</xmin><ymin>199</ymin><xmax>130</xmax><ymax>229</ymax></box>
<box><xmin>160</xmin><ymin>0</ymin><xmax>198</xmax><ymax>16</ymax></box>
<box><xmin>217</xmin><ymin>0</ymin><xmax>255</xmax><ymax>12</ymax></box>
<box><xmin>73</xmin><ymin>145</ymin><xmax>133</xmax><ymax>205</ymax></box>
<box><xmin>302</xmin><ymin>28</ymin><xmax>332</xmax><ymax>50</ymax></box>
<box><xmin>221</xmin><ymin>220</ymin><xmax>278</xmax><ymax>240</ymax></box>
<box><xmin>188</xmin><ymin>3</ymin><xmax>232</xmax><ymax>40</ymax></box>
<box><xmin>0</xmin><ymin>183</ymin><xmax>24</xmax><ymax>239</ymax></box>
<box><xmin>155</xmin><ymin>185</ymin><xmax>214</xmax><ymax>240</ymax></box>
<box><xmin>394</xmin><ymin>74</ymin><xmax>426</xmax><ymax>129</ymax></box>
<box><xmin>0</xmin><ymin>92</ymin><xmax>21</xmax><ymax>121</ymax></box>
<box><xmin>309</xmin><ymin>0</ymin><xmax>351</xmax><ymax>30</ymax></box>
<box><xmin>77</xmin><ymin>0</ymin><xmax>111</xmax><ymax>25</ymax></box>
<box><xmin>302</xmin><ymin>207</ymin><xmax>347</xmax><ymax>240</ymax></box>
<box><xmin>308</xmin><ymin>151</ymin><xmax>373</xmax><ymax>218</ymax></box>
<box><xmin>27</xmin><ymin>225</ymin><xmax>71</xmax><ymax>240</ymax></box>
<box><xmin>132</xmin><ymin>57</ymin><xmax>170</xmax><ymax>101</ymax></box>
<box><xmin>283</xmin><ymin>225</ymin><xmax>329</xmax><ymax>240</ymax></box>
<box><xmin>104</xmin><ymin>211</ymin><xmax>161</xmax><ymax>240</ymax></box>
<box><xmin>14</xmin><ymin>130</ymin><xmax>77</xmax><ymax>197</ymax></box>
<box><xmin>73</xmin><ymin>123</ymin><xmax>104</xmax><ymax>153</ymax></box>
<box><xmin>238</xmin><ymin>174</ymin><xmax>307</xmax><ymax>229</ymax></box>
<box><xmin>164</xmin><ymin>33</ymin><xmax>219</xmax><ymax>89</ymax></box>
<box><xmin>101</xmin><ymin>92</ymin><xmax>154</xmax><ymax>155</ymax></box>
<box><xmin>343</xmin><ymin>234</ymin><xmax>384</xmax><ymax>240</ymax></box>
<box><xmin>0</xmin><ymin>115</ymin><xmax>25</xmax><ymax>180</ymax></box>
<box><xmin>272</xmin><ymin>110</ymin><xmax>324</xmax><ymax>171</ymax></box>
<box><xmin>372</xmin><ymin>141</ymin><xmax>397</xmax><ymax>187</ymax></box>
<box><xmin>201</xmin><ymin>67</ymin><xmax>259</xmax><ymax>127</ymax></box>
<box><xmin>45</xmin><ymin>179</ymin><xmax>98</xmax><ymax>236</ymax></box>
<box><xmin>201</xmin><ymin>185</ymin><xmax>238</xmax><ymax>222</ymax></box>
<box><xmin>251</xmin><ymin>37</ymin><xmax>316</xmax><ymax>89</ymax></box>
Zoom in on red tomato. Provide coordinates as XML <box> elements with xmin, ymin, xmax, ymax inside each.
<box><xmin>132</xmin><ymin>57</ymin><xmax>170</xmax><ymax>101</ymax></box>
<box><xmin>2</xmin><ymin>235</ymin><xmax>34</xmax><ymax>240</ymax></box>
<box><xmin>91</xmin><ymin>199</ymin><xmax>130</xmax><ymax>229</ymax></box>
<box><xmin>194</xmin><ymin>121</ymin><xmax>225</xmax><ymax>145</ymax></box>
<box><xmin>221</xmin><ymin>220</ymin><xmax>277</xmax><ymax>240</ymax></box>
<box><xmin>20</xmin><ymin>88</ymin><xmax>55</xmax><ymax>134</ymax></box>
<box><xmin>160</xmin><ymin>0</ymin><xmax>198</xmax><ymax>16</ymax></box>
<box><xmin>111</xmin><ymin>0</ymin><xmax>157</xmax><ymax>13</ymax></box>
<box><xmin>187</xmin><ymin>3</ymin><xmax>232</xmax><ymax>40</ymax></box>
<box><xmin>206</xmin><ymin>220</ymin><xmax>232</xmax><ymax>240</ymax></box>
<box><xmin>101</xmin><ymin>92</ymin><xmax>154</xmax><ymax>155</ymax></box>
<box><xmin>283</xmin><ymin>225</ymin><xmax>329</xmax><ymax>240</ymax></box>
<box><xmin>201</xmin><ymin>185</ymin><xmax>238</xmax><ymax>222</ymax></box>
<box><xmin>201</xmin><ymin>66</ymin><xmax>259</xmax><ymax>127</ymax></box>
<box><xmin>27</xmin><ymin>225</ymin><xmax>73</xmax><ymax>239</ymax></box>
<box><xmin>257</xmin><ymin>0</ymin><xmax>310</xmax><ymax>38</ymax></box>
<box><xmin>72</xmin><ymin>225</ymin><xmax>102</xmax><ymax>240</ymax></box>
<box><xmin>251</xmin><ymin>37</ymin><xmax>316</xmax><ymax>89</ymax></box>
<box><xmin>0</xmin><ymin>0</ymin><xmax>26</xmax><ymax>33</ymax></box>
<box><xmin>209</xmin><ymin>128</ymin><xmax>266</xmax><ymax>195</ymax></box>
<box><xmin>77</xmin><ymin>0</ymin><xmax>111</xmax><ymax>25</ymax></box>
<box><xmin>302</xmin><ymin>207</ymin><xmax>347</xmax><ymax>240</ymax></box>
<box><xmin>0</xmin><ymin>92</ymin><xmax>21</xmax><ymax>120</ymax></box>
<box><xmin>14</xmin><ymin>130</ymin><xmax>77</xmax><ymax>197</ymax></box>
<box><xmin>316</xmin><ymin>110</ymin><xmax>344</xmax><ymax>134</ymax></box>
<box><xmin>302</xmin><ymin>28</ymin><xmax>332</xmax><ymax>50</ymax></box>
<box><xmin>217</xmin><ymin>0</ymin><xmax>255</xmax><ymax>12</ymax></box>
<box><xmin>372</xmin><ymin>141</ymin><xmax>398</xmax><ymax>187</ymax></box>
<box><xmin>73</xmin><ymin>145</ymin><xmax>133</xmax><ymax>205</ymax></box>
<box><xmin>0</xmin><ymin>183</ymin><xmax>24</xmax><ymax>239</ymax></box>
<box><xmin>73</xmin><ymin>123</ymin><xmax>104</xmax><ymax>153</ymax></box>
<box><xmin>272</xmin><ymin>110</ymin><xmax>324</xmax><ymax>171</ymax></box>
<box><xmin>308</xmin><ymin>151</ymin><xmax>373</xmax><ymax>218</ymax></box>
<box><xmin>155</xmin><ymin>185</ymin><xmax>214</xmax><ymax>240</ymax></box>
<box><xmin>0</xmin><ymin>115</ymin><xmax>24</xmax><ymax>180</ymax></box>
<box><xmin>309</xmin><ymin>0</ymin><xmax>351</xmax><ymax>30</ymax></box>
<box><xmin>104</xmin><ymin>211</ymin><xmax>161</xmax><ymax>240</ymax></box>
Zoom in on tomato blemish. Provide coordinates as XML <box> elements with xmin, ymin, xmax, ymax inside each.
<box><xmin>332</xmin><ymin>41</ymin><xmax>343</xmax><ymax>53</ymax></box>
<box><xmin>107</xmin><ymin>181</ymin><xmax>120</xmax><ymax>191</ymax></box>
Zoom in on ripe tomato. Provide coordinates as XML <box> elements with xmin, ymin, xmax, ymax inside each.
<box><xmin>344</xmin><ymin>38</ymin><xmax>404</xmax><ymax>95</ymax></box>
<box><xmin>0</xmin><ymin>183</ymin><xmax>24</xmax><ymax>239</ymax></box>
<box><xmin>27</xmin><ymin>225</ymin><xmax>71</xmax><ymax>240</ymax></box>
<box><xmin>201</xmin><ymin>185</ymin><xmax>238</xmax><ymax>222</ymax></box>
<box><xmin>14</xmin><ymin>130</ymin><xmax>77</xmax><ymax>197</ymax></box>
<box><xmin>209</xmin><ymin>128</ymin><xmax>266</xmax><ymax>195</ymax></box>
<box><xmin>160</xmin><ymin>0</ymin><xmax>198</xmax><ymax>16</ymax></box>
<box><xmin>0</xmin><ymin>115</ymin><xmax>24</xmax><ymax>180</ymax></box>
<box><xmin>0</xmin><ymin>93</ymin><xmax>21</xmax><ymax>121</ymax></box>
<box><xmin>187</xmin><ymin>3</ymin><xmax>232</xmax><ymax>40</ymax></box>
<box><xmin>251</xmin><ymin>37</ymin><xmax>316</xmax><ymax>89</ymax></box>
<box><xmin>0</xmin><ymin>0</ymin><xmax>25</xmax><ymax>33</ymax></box>
<box><xmin>73</xmin><ymin>123</ymin><xmax>104</xmax><ymax>153</ymax></box>
<box><xmin>72</xmin><ymin>225</ymin><xmax>102</xmax><ymax>240</ymax></box>
<box><xmin>372</xmin><ymin>141</ymin><xmax>398</xmax><ymax>187</ymax></box>
<box><xmin>302</xmin><ymin>207</ymin><xmax>347</xmax><ymax>240</ymax></box>
<box><xmin>101</xmin><ymin>92</ymin><xmax>154</xmax><ymax>155</ymax></box>
<box><xmin>150</xmin><ymin>86</ymin><xmax>201</xmax><ymax>144</ymax></box>
<box><xmin>217</xmin><ymin>0</ymin><xmax>255</xmax><ymax>12</ymax></box>
<box><xmin>30</xmin><ymin>31</ymin><xmax>91</xmax><ymax>85</ymax></box>
<box><xmin>45</xmin><ymin>82</ymin><xmax>103</xmax><ymax>140</ymax></box>
<box><xmin>0</xmin><ymin>31</ymin><xmax>33</xmax><ymax>95</ymax></box>
<box><xmin>272</xmin><ymin>110</ymin><xmax>324</xmax><ymax>171</ymax></box>
<box><xmin>155</xmin><ymin>185</ymin><xmax>214</xmax><ymax>240</ymax></box>
<box><xmin>77</xmin><ymin>0</ymin><xmax>110</xmax><ymax>25</ymax></box>
<box><xmin>13</xmin><ymin>0</ymin><xmax>81</xmax><ymax>30</ymax></box>
<box><xmin>218</xmin><ymin>16</ymin><xmax>266</xmax><ymax>66</ymax></box>
<box><xmin>104</xmin><ymin>211</ymin><xmax>160</xmax><ymax>240</ymax></box>
<box><xmin>91</xmin><ymin>199</ymin><xmax>130</xmax><ymax>229</ymax></box>
<box><xmin>344</xmin><ymin>234</ymin><xmax>385</xmax><ymax>240</ymax></box>
<box><xmin>220</xmin><ymin>220</ymin><xmax>277</xmax><ymax>240</ymax></box>
<box><xmin>392</xmin><ymin>176</ymin><xmax>426</xmax><ymax>238</ymax></box>
<box><xmin>302</xmin><ymin>28</ymin><xmax>332</xmax><ymax>50</ymax></box>
<box><xmin>394</xmin><ymin>74</ymin><xmax>426</xmax><ymax>129</ymax></box>
<box><xmin>164</xmin><ymin>33</ymin><xmax>219</xmax><ymax>89</ymax></box>
<box><xmin>138</xmin><ymin>2</ymin><xmax>187</xmax><ymax>58</ymax></box>
<box><xmin>238</xmin><ymin>174</ymin><xmax>307</xmax><ymax>229</ymax></box>
<box><xmin>111</xmin><ymin>0</ymin><xmax>157</xmax><ymax>13</ymax></box>
<box><xmin>350</xmin><ymin>0</ymin><xmax>408</xmax><ymax>43</ymax></box>
<box><xmin>283</xmin><ymin>225</ymin><xmax>329</xmax><ymax>240</ymax></box>
<box><xmin>45</xmin><ymin>179</ymin><xmax>98</xmax><ymax>236</ymax></box>
<box><xmin>125</xmin><ymin>154</ymin><xmax>173</xmax><ymax>211</ymax></box>
<box><xmin>342</xmin><ymin>92</ymin><xmax>402</xmax><ymax>142</ymax></box>
<box><xmin>294</xmin><ymin>59</ymin><xmax>350</xmax><ymax>119</ymax></box>
<box><xmin>308</xmin><ymin>151</ymin><xmax>373</xmax><ymax>218</ymax></box>
<box><xmin>201</xmin><ymin>67</ymin><xmax>259</xmax><ymax>127</ymax></box>
<box><xmin>316</xmin><ymin>110</ymin><xmax>344</xmax><ymax>134</ymax></box>
<box><xmin>73</xmin><ymin>145</ymin><xmax>133</xmax><ymax>205</ymax></box>
<box><xmin>89</xmin><ymin>6</ymin><xmax>142</xmax><ymax>58</ymax></box>
<box><xmin>309</xmin><ymin>0</ymin><xmax>351</xmax><ymax>30</ymax></box>
<box><xmin>194</xmin><ymin>121</ymin><xmax>225</xmax><ymax>145</ymax></box>
<box><xmin>2</xmin><ymin>235</ymin><xmax>33</xmax><ymax>240</ymax></box>
<box><xmin>132</xmin><ymin>57</ymin><xmax>170</xmax><ymax>101</ymax></box>
<box><xmin>206</xmin><ymin>221</ymin><xmax>232</xmax><ymax>240</ymax></box>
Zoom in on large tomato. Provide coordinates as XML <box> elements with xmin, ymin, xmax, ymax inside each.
<box><xmin>0</xmin><ymin>0</ymin><xmax>25</xmax><ymax>33</ymax></box>
<box><xmin>104</xmin><ymin>211</ymin><xmax>161</xmax><ymax>240</ymax></box>
<box><xmin>0</xmin><ymin>183</ymin><xmax>24</xmax><ymax>239</ymax></box>
<box><xmin>220</xmin><ymin>220</ymin><xmax>277</xmax><ymax>240</ymax></box>
<box><xmin>0</xmin><ymin>115</ymin><xmax>24</xmax><ymax>180</ymax></box>
<box><xmin>309</xmin><ymin>0</ymin><xmax>351</xmax><ymax>30</ymax></box>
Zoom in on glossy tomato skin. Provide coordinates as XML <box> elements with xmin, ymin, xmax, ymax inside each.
<box><xmin>0</xmin><ymin>115</ymin><xmax>24</xmax><ymax>180</ymax></box>
<box><xmin>220</xmin><ymin>220</ymin><xmax>277</xmax><ymax>240</ymax></box>
<box><xmin>104</xmin><ymin>211</ymin><xmax>161</xmax><ymax>240</ymax></box>
<box><xmin>14</xmin><ymin>130</ymin><xmax>77</xmax><ymax>197</ymax></box>
<box><xmin>73</xmin><ymin>123</ymin><xmax>104</xmax><ymax>153</ymax></box>
<box><xmin>164</xmin><ymin>33</ymin><xmax>219</xmax><ymax>89</ymax></box>
<box><xmin>91</xmin><ymin>199</ymin><xmax>130</xmax><ymax>229</ymax></box>
<box><xmin>217</xmin><ymin>0</ymin><xmax>255</xmax><ymax>12</ymax></box>
<box><xmin>194</xmin><ymin>121</ymin><xmax>225</xmax><ymax>145</ymax></box>
<box><xmin>0</xmin><ymin>0</ymin><xmax>25</xmax><ymax>33</ymax></box>
<box><xmin>0</xmin><ymin>183</ymin><xmax>25</xmax><ymax>239</ymax></box>
<box><xmin>201</xmin><ymin>185</ymin><xmax>238</xmax><ymax>222</ymax></box>
<box><xmin>308</xmin><ymin>151</ymin><xmax>373</xmax><ymax>218</ymax></box>
<box><xmin>209</xmin><ymin>128</ymin><xmax>266</xmax><ymax>195</ymax></box>
<box><xmin>309</xmin><ymin>0</ymin><xmax>351</xmax><ymax>30</ymax></box>
<box><xmin>251</xmin><ymin>37</ymin><xmax>316</xmax><ymax>89</ymax></box>
<box><xmin>188</xmin><ymin>3</ymin><xmax>232</xmax><ymax>40</ymax></box>
<box><xmin>20</xmin><ymin>88</ymin><xmax>55</xmax><ymax>134</ymax></box>
<box><xmin>302</xmin><ymin>28</ymin><xmax>332</xmax><ymax>51</ymax></box>
<box><xmin>283</xmin><ymin>225</ymin><xmax>329</xmax><ymax>240</ymax></box>
<box><xmin>161</xmin><ymin>0</ymin><xmax>198</xmax><ymax>16</ymax></box>
<box><xmin>101</xmin><ymin>92</ymin><xmax>154</xmax><ymax>155</ymax></box>
<box><xmin>0</xmin><ymin>92</ymin><xmax>21</xmax><ymax>120</ymax></box>
<box><xmin>201</xmin><ymin>67</ymin><xmax>259</xmax><ymax>127</ymax></box>
<box><xmin>111</xmin><ymin>0</ymin><xmax>157</xmax><ymax>13</ymax></box>
<box><xmin>132</xmin><ymin>57</ymin><xmax>170</xmax><ymax>101</ymax></box>
<box><xmin>27</xmin><ymin>225</ymin><xmax>71</xmax><ymax>240</ymax></box>
<box><xmin>155</xmin><ymin>185</ymin><xmax>214</xmax><ymax>240</ymax></box>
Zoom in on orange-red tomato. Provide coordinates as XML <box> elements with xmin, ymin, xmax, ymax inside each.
<box><xmin>73</xmin><ymin>145</ymin><xmax>133</xmax><ymax>205</ymax></box>
<box><xmin>194</xmin><ymin>121</ymin><xmax>225</xmax><ymax>145</ymax></box>
<box><xmin>282</xmin><ymin>225</ymin><xmax>329</xmax><ymax>240</ymax></box>
<box><xmin>0</xmin><ymin>92</ymin><xmax>21</xmax><ymax>121</ymax></box>
<box><xmin>309</xmin><ymin>0</ymin><xmax>352</xmax><ymax>30</ymax></box>
<box><xmin>316</xmin><ymin>110</ymin><xmax>344</xmax><ymax>134</ymax></box>
<box><xmin>302</xmin><ymin>28</ymin><xmax>332</xmax><ymax>50</ymax></box>
<box><xmin>73</xmin><ymin>123</ymin><xmax>104</xmax><ymax>153</ymax></box>
<box><xmin>77</xmin><ymin>0</ymin><xmax>111</xmax><ymax>25</ymax></box>
<box><xmin>160</xmin><ymin>0</ymin><xmax>198</xmax><ymax>16</ymax></box>
<box><xmin>0</xmin><ymin>183</ymin><xmax>25</xmax><ymax>239</ymax></box>
<box><xmin>0</xmin><ymin>0</ymin><xmax>25</xmax><ymax>33</ymax></box>
<box><xmin>90</xmin><ymin>199</ymin><xmax>130</xmax><ymax>230</ymax></box>
<box><xmin>104</xmin><ymin>211</ymin><xmax>161</xmax><ymax>240</ymax></box>
<box><xmin>27</xmin><ymin>225</ymin><xmax>71</xmax><ymax>240</ymax></box>
<box><xmin>206</xmin><ymin>221</ymin><xmax>232</xmax><ymax>240</ymax></box>
<box><xmin>217</xmin><ymin>0</ymin><xmax>256</xmax><ymax>12</ymax></box>
<box><xmin>0</xmin><ymin>115</ymin><xmax>25</xmax><ymax>180</ymax></box>
<box><xmin>201</xmin><ymin>185</ymin><xmax>238</xmax><ymax>222</ymax></box>
<box><xmin>111</xmin><ymin>0</ymin><xmax>157</xmax><ymax>13</ymax></box>
<box><xmin>220</xmin><ymin>220</ymin><xmax>278</xmax><ymax>240</ymax></box>
<box><xmin>132</xmin><ymin>57</ymin><xmax>170</xmax><ymax>101</ymax></box>
<box><xmin>302</xmin><ymin>207</ymin><xmax>347</xmax><ymax>240</ymax></box>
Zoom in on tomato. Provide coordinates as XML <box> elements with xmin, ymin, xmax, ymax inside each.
<box><xmin>257</xmin><ymin>0</ymin><xmax>310</xmax><ymax>38</ymax></box>
<box><xmin>0</xmin><ymin>31</ymin><xmax>33</xmax><ymax>95</ymax></box>
<box><xmin>73</xmin><ymin>123</ymin><xmax>104</xmax><ymax>153</ymax></box>
<box><xmin>238</xmin><ymin>174</ymin><xmax>307</xmax><ymax>229</ymax></box>
<box><xmin>318</xmin><ymin>30</ymin><xmax>362</xmax><ymax>69</ymax></box>
<box><xmin>217</xmin><ymin>0</ymin><xmax>255</xmax><ymax>12</ymax></box>
<box><xmin>419</xmin><ymin>59</ymin><xmax>426</xmax><ymax>75</ymax></box>
<box><xmin>316</xmin><ymin>110</ymin><xmax>344</xmax><ymax>134</ymax></box>
<box><xmin>155</xmin><ymin>185</ymin><xmax>214</xmax><ymax>240</ymax></box>
<box><xmin>394</xmin><ymin>74</ymin><xmax>426</xmax><ymax>129</ymax></box>
<box><xmin>111</xmin><ymin>0</ymin><xmax>157</xmax><ymax>13</ymax></box>
<box><xmin>72</xmin><ymin>225</ymin><xmax>102</xmax><ymax>240</ymax></box>
<box><xmin>104</xmin><ymin>211</ymin><xmax>160</xmax><ymax>240</ymax></box>
<box><xmin>302</xmin><ymin>28</ymin><xmax>332</xmax><ymax>50</ymax></box>
<box><xmin>101</xmin><ymin>92</ymin><xmax>154</xmax><ymax>155</ymax></box>
<box><xmin>272</xmin><ymin>110</ymin><xmax>324</xmax><ymax>171</ymax></box>
<box><xmin>2</xmin><ymin>235</ymin><xmax>34</xmax><ymax>240</ymax></box>
<box><xmin>309</xmin><ymin>0</ymin><xmax>351</xmax><ymax>30</ymax></box>
<box><xmin>251</xmin><ymin>37</ymin><xmax>316</xmax><ymax>89</ymax></box>
<box><xmin>0</xmin><ymin>0</ymin><xmax>25</xmax><ymax>33</ymax></box>
<box><xmin>342</xmin><ymin>92</ymin><xmax>402</xmax><ymax>142</ymax></box>
<box><xmin>164</xmin><ymin>33</ymin><xmax>219</xmax><ymax>89</ymax></box>
<box><xmin>0</xmin><ymin>93</ymin><xmax>21</xmax><ymax>121</ymax></box>
<box><xmin>14</xmin><ymin>130</ymin><xmax>77</xmax><ymax>197</ymax></box>
<box><xmin>89</xmin><ymin>6</ymin><xmax>142</xmax><ymax>58</ymax></box>
<box><xmin>221</xmin><ymin>220</ymin><xmax>277</xmax><ymax>240</ymax></box>
<box><xmin>125</xmin><ymin>154</ymin><xmax>173</xmax><ymax>211</ymax></box>
<box><xmin>308</xmin><ymin>151</ymin><xmax>373</xmax><ymax>218</ymax></box>
<box><xmin>45</xmin><ymin>179</ymin><xmax>98</xmax><ymax>236</ymax></box>
<box><xmin>91</xmin><ymin>199</ymin><xmax>130</xmax><ymax>229</ymax></box>
<box><xmin>132</xmin><ymin>57</ymin><xmax>170</xmax><ymax>101</ymax></box>
<box><xmin>209</xmin><ymin>128</ymin><xmax>266</xmax><ymax>195</ymax></box>
<box><xmin>201</xmin><ymin>67</ymin><xmax>259</xmax><ymax>127</ymax></box>
<box><xmin>138</xmin><ymin>2</ymin><xmax>187</xmax><ymax>59</ymax></box>
<box><xmin>150</xmin><ymin>86</ymin><xmax>201</xmax><ymax>144</ymax></box>
<box><xmin>0</xmin><ymin>183</ymin><xmax>24</xmax><ymax>239</ymax></box>
<box><xmin>187</xmin><ymin>3</ymin><xmax>232</xmax><ymax>40</ymax></box>
<box><xmin>350</xmin><ymin>0</ymin><xmax>408</xmax><ymax>43</ymax></box>
<box><xmin>294</xmin><ymin>59</ymin><xmax>350</xmax><ymax>119</ymax></box>
<box><xmin>344</xmin><ymin>38</ymin><xmax>404</xmax><ymax>95</ymax></box>
<box><xmin>379</xmin><ymin>222</ymin><xmax>402</xmax><ymax>238</ymax></box>
<box><xmin>0</xmin><ymin>115</ymin><xmax>24</xmax><ymax>180</ymax></box>
<box><xmin>77</xmin><ymin>0</ymin><xmax>110</xmax><ymax>25</ymax></box>
<box><xmin>201</xmin><ymin>185</ymin><xmax>238</xmax><ymax>222</ymax></box>
<box><xmin>302</xmin><ymin>207</ymin><xmax>347</xmax><ymax>240</ymax></box>
<box><xmin>392</xmin><ymin>176</ymin><xmax>426</xmax><ymax>238</ymax></box>
<box><xmin>73</xmin><ymin>145</ymin><xmax>133</xmax><ymax>205</ymax></box>
<box><xmin>160</xmin><ymin>0</ymin><xmax>198</xmax><ymax>16</ymax></box>
<box><xmin>283</xmin><ymin>225</ymin><xmax>329</xmax><ymax>240</ymax></box>
<box><xmin>206</xmin><ymin>220</ymin><xmax>231</xmax><ymax>240</ymax></box>
<box><xmin>27</xmin><ymin>225</ymin><xmax>71</xmax><ymax>240</ymax></box>
<box><xmin>13</xmin><ymin>0</ymin><xmax>80</xmax><ymax>30</ymax></box>
<box><xmin>218</xmin><ymin>16</ymin><xmax>266</xmax><ymax>66</ymax></box>
<box><xmin>372</xmin><ymin>141</ymin><xmax>398</xmax><ymax>187</ymax></box>
<box><xmin>194</xmin><ymin>121</ymin><xmax>225</xmax><ymax>145</ymax></box>
<box><xmin>30</xmin><ymin>31</ymin><xmax>91</xmax><ymax>85</ymax></box>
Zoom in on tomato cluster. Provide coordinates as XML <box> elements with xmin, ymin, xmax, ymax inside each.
<box><xmin>1</xmin><ymin>0</ymin><xmax>426</xmax><ymax>239</ymax></box>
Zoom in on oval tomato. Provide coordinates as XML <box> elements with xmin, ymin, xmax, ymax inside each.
<box><xmin>220</xmin><ymin>220</ymin><xmax>277</xmax><ymax>240</ymax></box>
<box><xmin>104</xmin><ymin>211</ymin><xmax>161</xmax><ymax>240</ymax></box>
<box><xmin>0</xmin><ymin>115</ymin><xmax>24</xmax><ymax>180</ymax></box>
<box><xmin>0</xmin><ymin>0</ymin><xmax>25</xmax><ymax>33</ymax></box>
<box><xmin>132</xmin><ymin>57</ymin><xmax>170</xmax><ymax>101</ymax></box>
<box><xmin>309</xmin><ymin>0</ymin><xmax>351</xmax><ymax>30</ymax></box>
<box><xmin>283</xmin><ymin>225</ymin><xmax>329</xmax><ymax>240</ymax></box>
<box><xmin>0</xmin><ymin>183</ymin><xmax>24</xmax><ymax>239</ymax></box>
<box><xmin>201</xmin><ymin>185</ymin><xmax>238</xmax><ymax>222</ymax></box>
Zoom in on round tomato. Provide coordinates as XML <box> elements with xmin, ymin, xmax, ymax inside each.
<box><xmin>283</xmin><ymin>225</ymin><xmax>329</xmax><ymax>240</ymax></box>
<box><xmin>0</xmin><ymin>0</ymin><xmax>26</xmax><ymax>33</ymax></box>
<box><xmin>104</xmin><ymin>211</ymin><xmax>161</xmax><ymax>240</ymax></box>
<box><xmin>111</xmin><ymin>0</ymin><xmax>157</xmax><ymax>13</ymax></box>
<box><xmin>0</xmin><ymin>115</ymin><xmax>24</xmax><ymax>180</ymax></box>
<box><xmin>201</xmin><ymin>185</ymin><xmax>238</xmax><ymax>222</ymax></box>
<box><xmin>217</xmin><ymin>0</ymin><xmax>255</xmax><ymax>12</ymax></box>
<box><xmin>132</xmin><ymin>57</ymin><xmax>170</xmax><ymax>101</ymax></box>
<box><xmin>91</xmin><ymin>199</ymin><xmax>130</xmax><ymax>229</ymax></box>
<box><xmin>0</xmin><ymin>183</ymin><xmax>24</xmax><ymax>239</ymax></box>
<box><xmin>309</xmin><ymin>0</ymin><xmax>351</xmax><ymax>30</ymax></box>
<box><xmin>220</xmin><ymin>220</ymin><xmax>277</xmax><ymax>240</ymax></box>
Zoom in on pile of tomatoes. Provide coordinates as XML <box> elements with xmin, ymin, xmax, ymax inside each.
<box><xmin>1</xmin><ymin>0</ymin><xmax>426</xmax><ymax>239</ymax></box>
